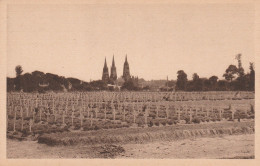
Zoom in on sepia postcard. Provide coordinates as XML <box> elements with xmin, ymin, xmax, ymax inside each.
<box><xmin>0</xmin><ymin>0</ymin><xmax>260</xmax><ymax>165</ymax></box>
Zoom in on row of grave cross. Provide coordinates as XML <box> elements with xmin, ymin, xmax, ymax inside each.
<box><xmin>9</xmin><ymin>100</ymin><xmax>251</xmax><ymax>132</ymax></box>
<box><xmin>7</xmin><ymin>91</ymin><xmax>254</xmax><ymax>107</ymax></box>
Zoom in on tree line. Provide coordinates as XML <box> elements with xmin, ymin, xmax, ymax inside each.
<box><xmin>7</xmin><ymin>67</ymin><xmax>140</xmax><ymax>92</ymax></box>
<box><xmin>7</xmin><ymin>68</ymin><xmax>108</xmax><ymax>92</ymax></box>
<box><xmin>175</xmin><ymin>54</ymin><xmax>255</xmax><ymax>91</ymax></box>
<box><xmin>7</xmin><ymin>54</ymin><xmax>254</xmax><ymax>92</ymax></box>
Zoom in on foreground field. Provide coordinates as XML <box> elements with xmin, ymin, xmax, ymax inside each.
<box><xmin>7</xmin><ymin>134</ymin><xmax>254</xmax><ymax>159</ymax></box>
<box><xmin>118</xmin><ymin>134</ymin><xmax>254</xmax><ymax>159</ymax></box>
<box><xmin>7</xmin><ymin>121</ymin><xmax>255</xmax><ymax>158</ymax></box>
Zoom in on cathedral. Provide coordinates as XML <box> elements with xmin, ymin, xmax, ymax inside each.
<box><xmin>122</xmin><ymin>55</ymin><xmax>131</xmax><ymax>81</ymax></box>
<box><xmin>102</xmin><ymin>55</ymin><xmax>135</xmax><ymax>86</ymax></box>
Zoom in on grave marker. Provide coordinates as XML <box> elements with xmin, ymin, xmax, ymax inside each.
<box><xmin>13</xmin><ymin>107</ymin><xmax>16</xmax><ymax>132</ymax></box>
<box><xmin>29</xmin><ymin>118</ymin><xmax>33</xmax><ymax>132</ymax></box>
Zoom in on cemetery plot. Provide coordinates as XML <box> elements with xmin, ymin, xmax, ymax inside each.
<box><xmin>6</xmin><ymin>91</ymin><xmax>254</xmax><ymax>136</ymax></box>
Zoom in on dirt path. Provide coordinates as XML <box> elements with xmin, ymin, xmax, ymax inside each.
<box><xmin>7</xmin><ymin>140</ymin><xmax>96</xmax><ymax>158</ymax></box>
<box><xmin>7</xmin><ymin>134</ymin><xmax>254</xmax><ymax>159</ymax></box>
<box><xmin>117</xmin><ymin>134</ymin><xmax>254</xmax><ymax>159</ymax></box>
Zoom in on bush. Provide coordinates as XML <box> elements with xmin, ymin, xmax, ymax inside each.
<box><xmin>122</xmin><ymin>124</ymin><xmax>130</xmax><ymax>128</ymax></box>
<box><xmin>137</xmin><ymin>122</ymin><xmax>143</xmax><ymax>127</ymax></box>
<box><xmin>74</xmin><ymin>124</ymin><xmax>81</xmax><ymax>130</ymax></box>
<box><xmin>167</xmin><ymin>121</ymin><xmax>173</xmax><ymax>125</ymax></box>
<box><xmin>250</xmin><ymin>104</ymin><xmax>254</xmax><ymax>114</ymax></box>
<box><xmin>172</xmin><ymin>117</ymin><xmax>178</xmax><ymax>121</ymax></box>
<box><xmin>94</xmin><ymin>125</ymin><xmax>100</xmax><ymax>130</ymax></box>
<box><xmin>107</xmin><ymin>125</ymin><xmax>114</xmax><ymax>129</ymax></box>
<box><xmin>102</xmin><ymin>125</ymin><xmax>109</xmax><ymax>129</ymax></box>
<box><xmin>184</xmin><ymin>116</ymin><xmax>190</xmax><ymax>124</ymax></box>
<box><xmin>24</xmin><ymin>117</ymin><xmax>30</xmax><ymax>120</ymax></box>
<box><xmin>192</xmin><ymin>117</ymin><xmax>201</xmax><ymax>124</ymax></box>
<box><xmin>154</xmin><ymin>122</ymin><xmax>159</xmax><ymax>126</ymax></box>
<box><xmin>173</xmin><ymin>120</ymin><xmax>178</xmax><ymax>124</ymax></box>
<box><xmin>148</xmin><ymin>121</ymin><xmax>153</xmax><ymax>127</ymax></box>
<box><xmin>161</xmin><ymin>122</ymin><xmax>166</xmax><ymax>126</ymax></box>
<box><xmin>149</xmin><ymin>113</ymin><xmax>156</xmax><ymax>119</ymax></box>
<box><xmin>227</xmin><ymin>118</ymin><xmax>234</xmax><ymax>121</ymax></box>
<box><xmin>138</xmin><ymin>113</ymin><xmax>143</xmax><ymax>116</ymax></box>
<box><xmin>116</xmin><ymin>124</ymin><xmax>123</xmax><ymax>128</ymax></box>
<box><xmin>83</xmin><ymin>126</ymin><xmax>91</xmax><ymax>131</ymax></box>
<box><xmin>211</xmin><ymin>118</ymin><xmax>216</xmax><ymax>122</ymax></box>
<box><xmin>21</xmin><ymin>128</ymin><xmax>30</xmax><ymax>136</ymax></box>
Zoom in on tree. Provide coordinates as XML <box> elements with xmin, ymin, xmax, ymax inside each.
<box><xmin>89</xmin><ymin>80</ymin><xmax>108</xmax><ymax>90</ymax></box>
<box><xmin>191</xmin><ymin>73</ymin><xmax>203</xmax><ymax>91</ymax></box>
<box><xmin>236</xmin><ymin>54</ymin><xmax>245</xmax><ymax>77</ymax></box>
<box><xmin>203</xmin><ymin>79</ymin><xmax>211</xmax><ymax>91</ymax></box>
<box><xmin>22</xmin><ymin>73</ymin><xmax>34</xmax><ymax>92</ymax></box>
<box><xmin>14</xmin><ymin>65</ymin><xmax>23</xmax><ymax>91</ymax></box>
<box><xmin>249</xmin><ymin>62</ymin><xmax>255</xmax><ymax>91</ymax></box>
<box><xmin>15</xmin><ymin>65</ymin><xmax>23</xmax><ymax>76</ymax></box>
<box><xmin>176</xmin><ymin>70</ymin><xmax>188</xmax><ymax>91</ymax></box>
<box><xmin>233</xmin><ymin>54</ymin><xmax>246</xmax><ymax>90</ymax></box>
<box><xmin>121</xmin><ymin>79</ymin><xmax>138</xmax><ymax>91</ymax></box>
<box><xmin>166</xmin><ymin>80</ymin><xmax>176</xmax><ymax>88</ymax></box>
<box><xmin>7</xmin><ymin>77</ymin><xmax>15</xmax><ymax>92</ymax></box>
<box><xmin>217</xmin><ymin>80</ymin><xmax>228</xmax><ymax>91</ymax></box>
<box><xmin>192</xmin><ymin>73</ymin><xmax>199</xmax><ymax>81</ymax></box>
<box><xmin>223</xmin><ymin>65</ymin><xmax>238</xmax><ymax>82</ymax></box>
<box><xmin>235</xmin><ymin>75</ymin><xmax>246</xmax><ymax>91</ymax></box>
<box><xmin>209</xmin><ymin>76</ymin><xmax>218</xmax><ymax>90</ymax></box>
<box><xmin>209</xmin><ymin>76</ymin><xmax>218</xmax><ymax>83</ymax></box>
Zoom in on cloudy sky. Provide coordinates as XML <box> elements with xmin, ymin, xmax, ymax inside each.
<box><xmin>7</xmin><ymin>3</ymin><xmax>255</xmax><ymax>81</ymax></box>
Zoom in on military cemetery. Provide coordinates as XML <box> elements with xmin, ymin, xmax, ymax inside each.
<box><xmin>5</xmin><ymin>2</ymin><xmax>256</xmax><ymax>159</ymax></box>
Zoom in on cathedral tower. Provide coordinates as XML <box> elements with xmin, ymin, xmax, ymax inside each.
<box><xmin>102</xmin><ymin>57</ymin><xmax>109</xmax><ymax>82</ymax></box>
<box><xmin>123</xmin><ymin>55</ymin><xmax>131</xmax><ymax>81</ymax></box>
<box><xmin>110</xmin><ymin>55</ymin><xmax>117</xmax><ymax>83</ymax></box>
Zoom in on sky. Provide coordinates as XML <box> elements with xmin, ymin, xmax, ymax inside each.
<box><xmin>7</xmin><ymin>3</ymin><xmax>255</xmax><ymax>81</ymax></box>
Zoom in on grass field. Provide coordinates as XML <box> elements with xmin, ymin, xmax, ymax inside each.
<box><xmin>37</xmin><ymin>121</ymin><xmax>254</xmax><ymax>146</ymax></box>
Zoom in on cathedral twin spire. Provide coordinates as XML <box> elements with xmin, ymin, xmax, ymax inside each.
<box><xmin>102</xmin><ymin>55</ymin><xmax>130</xmax><ymax>83</ymax></box>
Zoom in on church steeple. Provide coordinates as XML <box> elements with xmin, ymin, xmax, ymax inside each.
<box><xmin>104</xmin><ymin>57</ymin><xmax>108</xmax><ymax>68</ymax></box>
<box><xmin>110</xmin><ymin>55</ymin><xmax>117</xmax><ymax>83</ymax></box>
<box><xmin>125</xmin><ymin>55</ymin><xmax>128</xmax><ymax>63</ymax></box>
<box><xmin>102</xmin><ymin>57</ymin><xmax>109</xmax><ymax>82</ymax></box>
<box><xmin>123</xmin><ymin>54</ymin><xmax>131</xmax><ymax>81</ymax></box>
<box><xmin>112</xmin><ymin>55</ymin><xmax>115</xmax><ymax>67</ymax></box>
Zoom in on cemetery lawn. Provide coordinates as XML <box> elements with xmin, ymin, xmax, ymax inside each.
<box><xmin>37</xmin><ymin>120</ymin><xmax>254</xmax><ymax>146</ymax></box>
<box><xmin>7</xmin><ymin>133</ymin><xmax>254</xmax><ymax>159</ymax></box>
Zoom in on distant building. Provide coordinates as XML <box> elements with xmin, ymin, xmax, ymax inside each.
<box><xmin>117</xmin><ymin>77</ymin><xmax>125</xmax><ymax>86</ymax></box>
<box><xmin>123</xmin><ymin>55</ymin><xmax>131</xmax><ymax>82</ymax></box>
<box><xmin>101</xmin><ymin>55</ymin><xmax>139</xmax><ymax>89</ymax></box>
<box><xmin>110</xmin><ymin>55</ymin><xmax>117</xmax><ymax>84</ymax></box>
<box><xmin>102</xmin><ymin>57</ymin><xmax>109</xmax><ymax>83</ymax></box>
<box><xmin>131</xmin><ymin>76</ymin><xmax>139</xmax><ymax>87</ymax></box>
